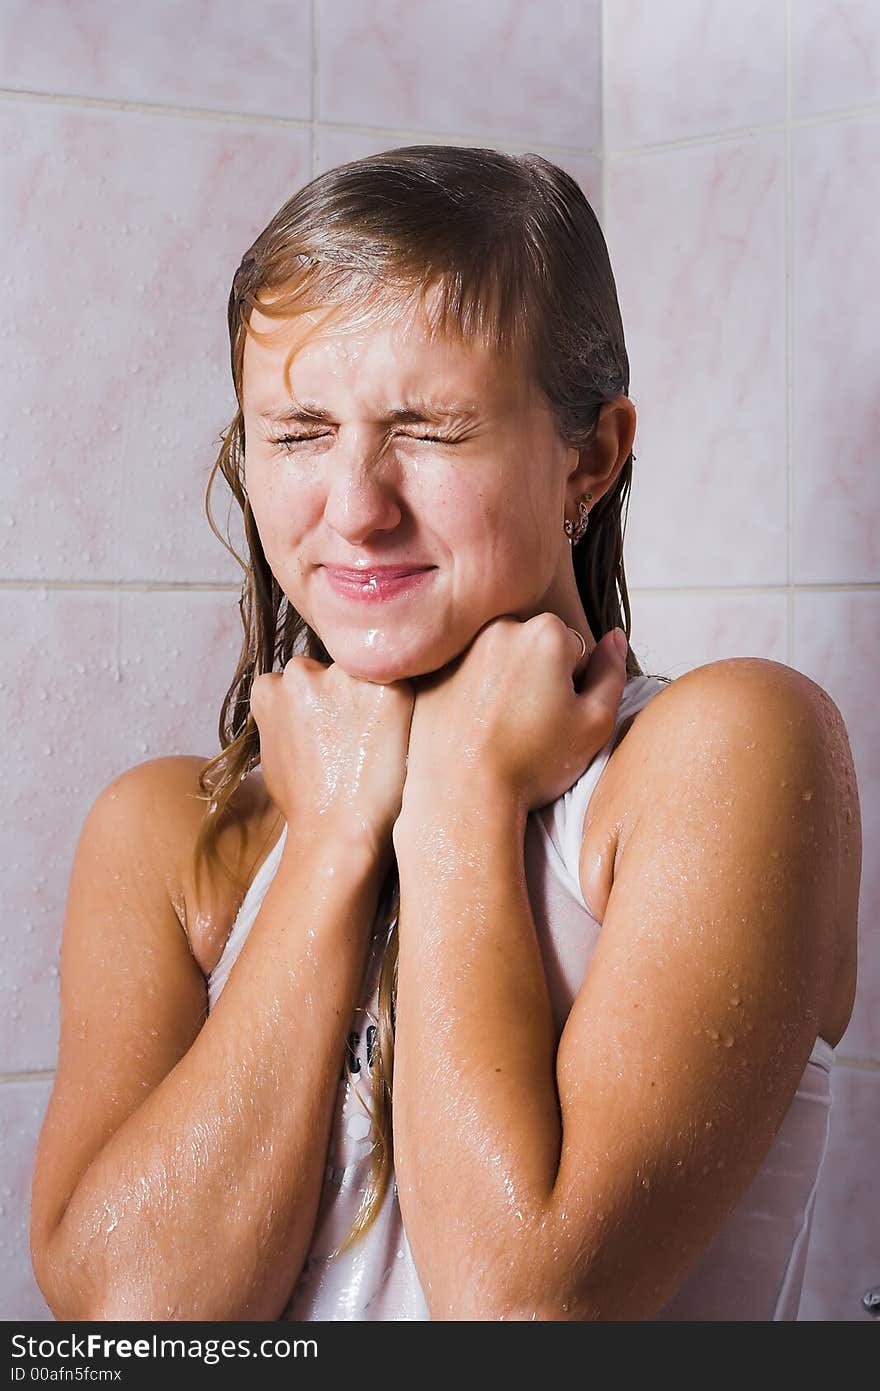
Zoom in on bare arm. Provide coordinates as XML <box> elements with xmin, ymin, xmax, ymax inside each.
<box><xmin>391</xmin><ymin>658</ymin><xmax>859</xmax><ymax>1319</ymax></box>
<box><xmin>31</xmin><ymin>762</ymin><xmax>384</xmax><ymax>1321</ymax></box>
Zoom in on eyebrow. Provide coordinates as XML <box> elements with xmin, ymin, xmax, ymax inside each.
<box><xmin>256</xmin><ymin>396</ymin><xmax>483</xmax><ymax>427</ymax></box>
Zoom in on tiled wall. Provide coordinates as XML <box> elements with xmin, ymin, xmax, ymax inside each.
<box><xmin>1</xmin><ymin>0</ymin><xmax>876</xmax><ymax>1321</ymax></box>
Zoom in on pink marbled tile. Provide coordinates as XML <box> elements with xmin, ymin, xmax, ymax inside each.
<box><xmin>791</xmin><ymin>116</ymin><xmax>880</xmax><ymax>586</ymax></box>
<box><xmin>606</xmin><ymin>134</ymin><xmax>787</xmax><ymax>589</ymax></box>
<box><xmin>605</xmin><ymin>0</ymin><xmax>786</xmax><ymax>149</ymax></box>
<box><xmin>629</xmin><ymin>589</ymin><xmax>789</xmax><ymax>681</ymax></box>
<box><xmin>0</xmin><ymin>1079</ymin><xmax>54</xmax><ymax>1321</ymax></box>
<box><xmin>793</xmin><ymin>590</ymin><xmax>880</xmax><ymax>1062</ymax></box>
<box><xmin>1</xmin><ymin>101</ymin><xmax>310</xmax><ymax>584</ymax></box>
<box><xmin>1</xmin><ymin>588</ymin><xmax>242</xmax><ymax>1073</ymax></box>
<box><xmin>0</xmin><ymin>0</ymin><xmax>312</xmax><ymax>119</ymax></box>
<box><xmin>316</xmin><ymin>0</ymin><xmax>601</xmax><ymax>149</ymax></box>
<box><xmin>799</xmin><ymin>1065</ymin><xmax>880</xmax><ymax>1321</ymax></box>
<box><xmin>792</xmin><ymin>0</ymin><xmax>880</xmax><ymax>118</ymax></box>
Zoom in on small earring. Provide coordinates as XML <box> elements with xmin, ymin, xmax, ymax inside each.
<box><xmin>564</xmin><ymin>493</ymin><xmax>593</xmax><ymax>546</ymax></box>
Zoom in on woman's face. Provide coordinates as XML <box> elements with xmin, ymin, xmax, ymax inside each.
<box><xmin>242</xmin><ymin>297</ymin><xmax>589</xmax><ymax>684</ymax></box>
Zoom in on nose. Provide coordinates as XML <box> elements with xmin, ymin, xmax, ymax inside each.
<box><xmin>321</xmin><ymin>441</ymin><xmax>404</xmax><ymax>543</ymax></box>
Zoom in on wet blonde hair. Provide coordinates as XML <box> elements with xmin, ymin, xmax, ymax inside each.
<box><xmin>191</xmin><ymin>144</ymin><xmax>669</xmax><ymax>1254</ymax></box>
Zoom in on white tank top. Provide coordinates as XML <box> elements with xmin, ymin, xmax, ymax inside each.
<box><xmin>207</xmin><ymin>674</ymin><xmax>834</xmax><ymax>1321</ymax></box>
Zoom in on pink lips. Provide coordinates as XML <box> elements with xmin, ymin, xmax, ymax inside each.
<box><xmin>321</xmin><ymin>565</ymin><xmax>435</xmax><ymax>603</ymax></box>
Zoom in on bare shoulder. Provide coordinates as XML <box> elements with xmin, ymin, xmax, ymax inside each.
<box><xmin>104</xmin><ymin>754</ymin><xmax>279</xmax><ymax>978</ymax></box>
<box><xmin>581</xmin><ymin>657</ymin><xmax>860</xmax><ymax>1044</ymax></box>
<box><xmin>638</xmin><ymin>654</ymin><xmax>851</xmax><ymax>731</ymax></box>
<box><xmin>582</xmin><ymin>655</ymin><xmax>860</xmax><ymax>880</ymax></box>
<box><xmin>618</xmin><ymin>656</ymin><xmax>827</xmax><ymax>755</ymax></box>
<box><xmin>628</xmin><ymin>657</ymin><xmax>860</xmax><ymax>818</ymax></box>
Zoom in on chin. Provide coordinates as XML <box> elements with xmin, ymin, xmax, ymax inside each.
<box><xmin>325</xmin><ymin>648</ymin><xmax>417</xmax><ymax>686</ymax></box>
<box><xmin>329</xmin><ymin>641</ymin><xmax>449</xmax><ymax>686</ymax></box>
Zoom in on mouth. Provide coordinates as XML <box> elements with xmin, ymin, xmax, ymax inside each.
<box><xmin>320</xmin><ymin>564</ymin><xmax>436</xmax><ymax>603</ymax></box>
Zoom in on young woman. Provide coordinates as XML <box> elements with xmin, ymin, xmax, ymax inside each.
<box><xmin>30</xmin><ymin>146</ymin><xmax>861</xmax><ymax>1322</ymax></box>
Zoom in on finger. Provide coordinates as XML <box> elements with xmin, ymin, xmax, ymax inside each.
<box><xmin>567</xmin><ymin>626</ymin><xmax>590</xmax><ymax>683</ymax></box>
<box><xmin>577</xmin><ymin>628</ymin><xmax>628</xmax><ymax>725</ymax></box>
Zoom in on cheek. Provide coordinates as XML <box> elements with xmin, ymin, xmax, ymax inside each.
<box><xmin>461</xmin><ymin>487</ymin><xmax>560</xmax><ymax>601</ymax></box>
<box><xmin>248</xmin><ymin>465</ymin><xmax>312</xmax><ymax>541</ymax></box>
<box><xmin>442</xmin><ymin>495</ymin><xmax>541</xmax><ymax>596</ymax></box>
<box><xmin>245</xmin><ymin>490</ymin><xmax>313</xmax><ymax>596</ymax></box>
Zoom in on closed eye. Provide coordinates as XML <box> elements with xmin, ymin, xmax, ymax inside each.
<box><xmin>269</xmin><ymin>431</ymin><xmax>464</xmax><ymax>452</ymax></box>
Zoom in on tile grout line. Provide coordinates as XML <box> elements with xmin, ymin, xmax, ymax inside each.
<box><xmin>785</xmin><ymin>0</ymin><xmax>794</xmax><ymax>665</ymax></box>
<box><xmin>311</xmin><ymin>0</ymin><xmax>319</xmax><ymax>176</ymax></box>
<box><xmin>0</xmin><ymin>86</ymin><xmax>876</xmax><ymax>153</ymax></box>
<box><xmin>0</xmin><ymin>86</ymin><xmax>599</xmax><ymax>157</ymax></box>
<box><xmin>600</xmin><ymin>0</ymin><xmax>608</xmax><ymax>223</ymax></box>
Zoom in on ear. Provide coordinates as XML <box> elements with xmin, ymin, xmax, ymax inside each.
<box><xmin>565</xmin><ymin>396</ymin><xmax>637</xmax><ymax>506</ymax></box>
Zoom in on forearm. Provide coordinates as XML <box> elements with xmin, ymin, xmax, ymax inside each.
<box><xmin>48</xmin><ymin>832</ymin><xmax>383</xmax><ymax>1322</ymax></box>
<box><xmin>392</xmin><ymin>789</ymin><xmax>561</xmax><ymax>1319</ymax></box>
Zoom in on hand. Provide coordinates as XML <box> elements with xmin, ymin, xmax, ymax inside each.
<box><xmin>398</xmin><ymin>614</ymin><xmax>629</xmax><ymax>818</ymax></box>
<box><xmin>250</xmin><ymin>657</ymin><xmax>416</xmax><ymax>864</ymax></box>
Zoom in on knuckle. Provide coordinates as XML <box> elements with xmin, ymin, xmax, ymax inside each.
<box><xmin>284</xmin><ymin>654</ymin><xmax>320</xmax><ymax>681</ymax></box>
<box><xmin>250</xmin><ymin>671</ymin><xmax>279</xmax><ymax>708</ymax></box>
<box><xmin>532</xmin><ymin>612</ymin><xmax>568</xmax><ymax>648</ymax></box>
<box><xmin>584</xmin><ymin>691</ymin><xmax>616</xmax><ymax>738</ymax></box>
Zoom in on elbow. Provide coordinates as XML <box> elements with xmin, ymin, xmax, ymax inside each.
<box><xmin>436</xmin><ymin>1291</ymin><xmax>599</xmax><ymax>1321</ymax></box>
<box><xmin>31</xmin><ymin>1241</ymin><xmax>93</xmax><ymax>1323</ymax></box>
<box><xmin>482</xmin><ymin>1286</ymin><xmax>601</xmax><ymax>1321</ymax></box>
<box><xmin>428</xmin><ymin>1270</ymin><xmax>593</xmax><ymax>1322</ymax></box>
<box><xmin>490</xmin><ymin>1296</ymin><xmax>605</xmax><ymax>1321</ymax></box>
<box><xmin>472</xmin><ymin>1258</ymin><xmax>608</xmax><ymax>1323</ymax></box>
<box><xmin>483</xmin><ymin>1282</ymin><xmax>621</xmax><ymax>1321</ymax></box>
<box><xmin>31</xmin><ymin>1214</ymin><xmax>118</xmax><ymax>1323</ymax></box>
